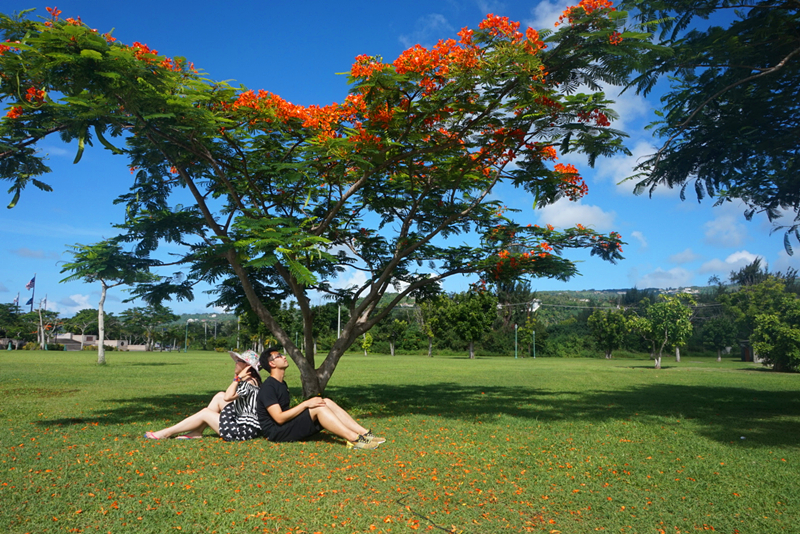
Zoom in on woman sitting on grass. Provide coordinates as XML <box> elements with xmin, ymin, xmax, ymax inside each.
<box><xmin>145</xmin><ymin>351</ymin><xmax>263</xmax><ymax>441</ymax></box>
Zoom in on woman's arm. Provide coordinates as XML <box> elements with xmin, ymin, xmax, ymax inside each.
<box><xmin>223</xmin><ymin>366</ymin><xmax>254</xmax><ymax>402</ymax></box>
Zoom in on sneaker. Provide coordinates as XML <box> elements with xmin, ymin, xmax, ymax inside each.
<box><xmin>346</xmin><ymin>434</ymin><xmax>379</xmax><ymax>450</ymax></box>
<box><xmin>363</xmin><ymin>429</ymin><xmax>386</xmax><ymax>444</ymax></box>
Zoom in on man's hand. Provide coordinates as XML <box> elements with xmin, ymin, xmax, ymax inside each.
<box><xmin>302</xmin><ymin>397</ymin><xmax>327</xmax><ymax>409</ymax></box>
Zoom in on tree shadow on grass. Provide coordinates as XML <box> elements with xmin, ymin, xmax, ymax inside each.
<box><xmin>327</xmin><ymin>381</ymin><xmax>800</xmax><ymax>449</ymax></box>
<box><xmin>38</xmin><ymin>390</ymin><xmax>221</xmax><ymax>428</ymax></box>
<box><xmin>32</xmin><ymin>382</ymin><xmax>800</xmax><ymax>448</ymax></box>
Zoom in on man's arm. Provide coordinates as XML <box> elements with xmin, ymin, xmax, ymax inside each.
<box><xmin>266</xmin><ymin>397</ymin><xmax>327</xmax><ymax>425</ymax></box>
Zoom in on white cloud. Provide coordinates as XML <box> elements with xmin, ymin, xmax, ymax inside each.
<box><xmin>39</xmin><ymin>145</ymin><xmax>71</xmax><ymax>157</ymax></box>
<box><xmin>524</xmin><ymin>0</ymin><xmax>569</xmax><ymax>30</ymax></box>
<box><xmin>634</xmin><ymin>267</ymin><xmax>694</xmax><ymax>289</ymax></box>
<box><xmin>474</xmin><ymin>0</ymin><xmax>506</xmax><ymax>16</ymax></box>
<box><xmin>630</xmin><ymin>230</ymin><xmax>648</xmax><ymax>249</ymax></box>
<box><xmin>53</xmin><ymin>294</ymin><xmax>93</xmax><ymax>316</ymax></box>
<box><xmin>0</xmin><ymin>217</ymin><xmax>110</xmax><ymax>239</ymax></box>
<box><xmin>11</xmin><ymin>247</ymin><xmax>60</xmax><ymax>260</ymax></box>
<box><xmin>704</xmin><ymin>210</ymin><xmax>748</xmax><ymax>247</ymax></box>
<box><xmin>669</xmin><ymin>248</ymin><xmax>701</xmax><ymax>264</ymax></box>
<box><xmin>772</xmin><ymin>249</ymin><xmax>800</xmax><ymax>273</ymax></box>
<box><xmin>537</xmin><ymin>199</ymin><xmax>616</xmax><ymax>231</ymax></box>
<box><xmin>331</xmin><ymin>268</ymin><xmax>368</xmax><ymax>291</ymax></box>
<box><xmin>399</xmin><ymin>14</ymin><xmax>455</xmax><ymax>48</ymax></box>
<box><xmin>593</xmin><ymin>140</ymin><xmax>676</xmax><ymax>198</ymax></box>
<box><xmin>698</xmin><ymin>250</ymin><xmax>760</xmax><ymax>274</ymax></box>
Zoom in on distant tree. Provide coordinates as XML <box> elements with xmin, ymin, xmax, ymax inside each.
<box><xmin>119</xmin><ymin>305</ymin><xmax>179</xmax><ymax>351</ymax></box>
<box><xmin>384</xmin><ymin>319</ymin><xmax>408</xmax><ymax>357</ymax></box>
<box><xmin>448</xmin><ymin>291</ymin><xmax>498</xmax><ymax>359</ymax></box>
<box><xmin>751</xmin><ymin>293</ymin><xmax>800</xmax><ymax>372</ymax></box>
<box><xmin>622</xmin><ymin>0</ymin><xmax>800</xmax><ymax>251</ymax></box>
<box><xmin>64</xmin><ymin>308</ymin><xmax>99</xmax><ymax>348</ymax></box>
<box><xmin>729</xmin><ymin>258</ymin><xmax>769</xmax><ymax>287</ymax></box>
<box><xmin>496</xmin><ymin>280</ymin><xmax>535</xmax><ymax>330</ymax></box>
<box><xmin>60</xmin><ymin>240</ymin><xmax>158</xmax><ymax>364</ymax></box>
<box><xmin>414</xmin><ymin>298</ymin><xmax>440</xmax><ymax>358</ymax></box>
<box><xmin>516</xmin><ymin>313</ymin><xmax>545</xmax><ymax>358</ymax></box>
<box><xmin>0</xmin><ymin>303</ymin><xmax>24</xmax><ymax>346</ymax></box>
<box><xmin>361</xmin><ymin>332</ymin><xmax>373</xmax><ymax>357</ymax></box>
<box><xmin>630</xmin><ymin>294</ymin><xmax>695</xmax><ymax>369</ymax></box>
<box><xmin>701</xmin><ymin>315</ymin><xmax>738</xmax><ymax>362</ymax></box>
<box><xmin>721</xmin><ymin>277</ymin><xmax>789</xmax><ymax>344</ymax></box>
<box><xmin>587</xmin><ymin>308</ymin><xmax>628</xmax><ymax>359</ymax></box>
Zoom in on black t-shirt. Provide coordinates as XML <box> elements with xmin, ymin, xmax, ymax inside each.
<box><xmin>256</xmin><ymin>376</ymin><xmax>290</xmax><ymax>437</ymax></box>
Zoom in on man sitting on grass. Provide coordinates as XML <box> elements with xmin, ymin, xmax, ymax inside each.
<box><xmin>256</xmin><ymin>347</ymin><xmax>385</xmax><ymax>449</ymax></box>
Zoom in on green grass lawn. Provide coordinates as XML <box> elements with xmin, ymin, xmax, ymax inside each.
<box><xmin>1</xmin><ymin>350</ymin><xmax>798</xmax><ymax>533</ymax></box>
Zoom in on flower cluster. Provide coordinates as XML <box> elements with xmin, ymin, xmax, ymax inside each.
<box><xmin>478</xmin><ymin>14</ymin><xmax>522</xmax><ymax>41</ymax></box>
<box><xmin>609</xmin><ymin>31</ymin><xmax>623</xmax><ymax>45</ymax></box>
<box><xmin>350</xmin><ymin>55</ymin><xmax>389</xmax><ymax>79</ymax></box>
<box><xmin>554</xmin><ymin>163</ymin><xmax>589</xmax><ymax>201</ymax></box>
<box><xmin>577</xmin><ymin>108</ymin><xmax>610</xmax><ymax>127</ymax></box>
<box><xmin>392</xmin><ymin>39</ymin><xmax>480</xmax><ymax>94</ymax></box>
<box><xmin>127</xmin><ymin>42</ymin><xmax>159</xmax><ymax>63</ymax></box>
<box><xmin>25</xmin><ymin>87</ymin><xmax>46</xmax><ymax>104</ymax></box>
<box><xmin>6</xmin><ymin>106</ymin><xmax>23</xmax><ymax>119</ymax></box>
<box><xmin>0</xmin><ymin>41</ymin><xmax>21</xmax><ymax>55</ymax></box>
<box><xmin>557</xmin><ymin>0</ymin><xmax>615</xmax><ymax>26</ymax></box>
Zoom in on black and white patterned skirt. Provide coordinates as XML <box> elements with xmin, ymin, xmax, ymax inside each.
<box><xmin>218</xmin><ymin>402</ymin><xmax>261</xmax><ymax>442</ymax></box>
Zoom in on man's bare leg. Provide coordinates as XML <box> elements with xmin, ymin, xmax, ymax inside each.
<box><xmin>308</xmin><ymin>406</ymin><xmax>360</xmax><ymax>442</ymax></box>
<box><xmin>322</xmin><ymin>398</ymin><xmax>369</xmax><ymax>435</ymax></box>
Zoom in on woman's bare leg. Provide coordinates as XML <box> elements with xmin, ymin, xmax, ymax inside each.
<box><xmin>207</xmin><ymin>391</ymin><xmax>231</xmax><ymax>413</ymax></box>
<box><xmin>150</xmin><ymin>408</ymin><xmax>221</xmax><ymax>439</ymax></box>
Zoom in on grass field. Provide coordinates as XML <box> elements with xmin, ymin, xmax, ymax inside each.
<box><xmin>1</xmin><ymin>350</ymin><xmax>798</xmax><ymax>533</ymax></box>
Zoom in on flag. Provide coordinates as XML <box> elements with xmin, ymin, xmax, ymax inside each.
<box><xmin>13</xmin><ymin>294</ymin><xmax>19</xmax><ymax>305</ymax></box>
<box><xmin>26</xmin><ymin>297</ymin><xmax>33</xmax><ymax>306</ymax></box>
<box><xmin>25</xmin><ymin>276</ymin><xmax>35</xmax><ymax>290</ymax></box>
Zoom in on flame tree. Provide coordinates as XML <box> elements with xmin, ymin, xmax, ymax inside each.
<box><xmin>0</xmin><ymin>3</ymin><xmax>654</xmax><ymax>395</ymax></box>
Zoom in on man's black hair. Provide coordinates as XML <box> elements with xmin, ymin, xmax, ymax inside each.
<box><xmin>259</xmin><ymin>346</ymin><xmax>282</xmax><ymax>371</ymax></box>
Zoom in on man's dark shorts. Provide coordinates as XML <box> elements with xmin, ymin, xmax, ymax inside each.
<box><xmin>267</xmin><ymin>409</ymin><xmax>322</xmax><ymax>442</ymax></box>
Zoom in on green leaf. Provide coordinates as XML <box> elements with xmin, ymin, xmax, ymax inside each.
<box><xmin>73</xmin><ymin>132</ymin><xmax>85</xmax><ymax>164</ymax></box>
<box><xmin>7</xmin><ymin>189</ymin><xmax>20</xmax><ymax>209</ymax></box>
<box><xmin>80</xmin><ymin>49</ymin><xmax>103</xmax><ymax>60</ymax></box>
<box><xmin>95</xmin><ymin>126</ymin><xmax>123</xmax><ymax>155</ymax></box>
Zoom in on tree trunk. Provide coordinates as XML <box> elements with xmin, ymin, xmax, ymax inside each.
<box><xmin>675</xmin><ymin>346</ymin><xmax>681</xmax><ymax>362</ymax></box>
<box><xmin>97</xmin><ymin>284</ymin><xmax>107</xmax><ymax>365</ymax></box>
<box><xmin>605</xmin><ymin>350</ymin><xmax>612</xmax><ymax>359</ymax></box>
<box><xmin>654</xmin><ymin>353</ymin><xmax>662</xmax><ymax>369</ymax></box>
<box><xmin>469</xmin><ymin>341</ymin><xmax>475</xmax><ymax>359</ymax></box>
<box><xmin>389</xmin><ymin>340</ymin><xmax>395</xmax><ymax>357</ymax></box>
<box><xmin>717</xmin><ymin>349</ymin><xmax>722</xmax><ymax>363</ymax></box>
<box><xmin>37</xmin><ymin>306</ymin><xmax>45</xmax><ymax>349</ymax></box>
<box><xmin>428</xmin><ymin>337</ymin><xmax>433</xmax><ymax>357</ymax></box>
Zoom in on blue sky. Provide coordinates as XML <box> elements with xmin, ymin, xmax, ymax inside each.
<box><xmin>2</xmin><ymin>0</ymin><xmax>797</xmax><ymax>317</ymax></box>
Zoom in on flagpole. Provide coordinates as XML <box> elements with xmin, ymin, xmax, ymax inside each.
<box><xmin>29</xmin><ymin>273</ymin><xmax>36</xmax><ymax>313</ymax></box>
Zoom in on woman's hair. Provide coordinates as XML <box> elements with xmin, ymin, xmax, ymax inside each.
<box><xmin>248</xmin><ymin>366</ymin><xmax>263</xmax><ymax>386</ymax></box>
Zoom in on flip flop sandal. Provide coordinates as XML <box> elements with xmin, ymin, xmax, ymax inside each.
<box><xmin>144</xmin><ymin>431</ymin><xmax>164</xmax><ymax>440</ymax></box>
